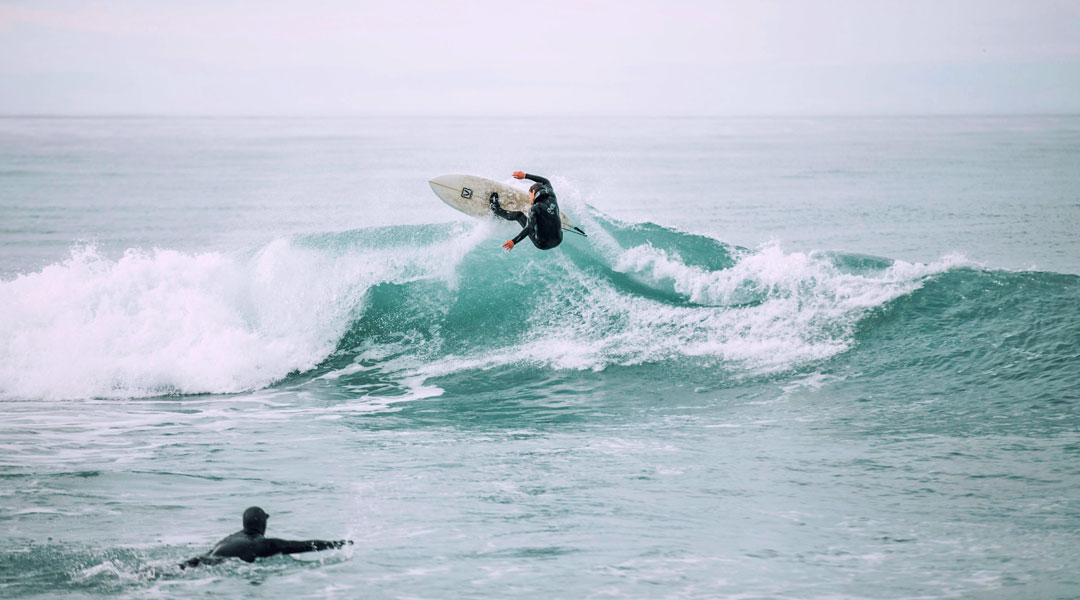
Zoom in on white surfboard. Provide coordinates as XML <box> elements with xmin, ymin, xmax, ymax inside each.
<box><xmin>428</xmin><ymin>173</ymin><xmax>586</xmax><ymax>236</ymax></box>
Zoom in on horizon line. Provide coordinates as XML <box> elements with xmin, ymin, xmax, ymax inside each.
<box><xmin>2</xmin><ymin>111</ymin><xmax>1079</xmax><ymax>119</ymax></box>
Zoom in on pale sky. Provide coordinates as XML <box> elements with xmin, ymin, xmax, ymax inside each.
<box><xmin>1</xmin><ymin>0</ymin><xmax>1078</xmax><ymax>115</ymax></box>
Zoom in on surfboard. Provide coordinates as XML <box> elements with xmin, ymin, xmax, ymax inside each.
<box><xmin>428</xmin><ymin>173</ymin><xmax>586</xmax><ymax>236</ymax></box>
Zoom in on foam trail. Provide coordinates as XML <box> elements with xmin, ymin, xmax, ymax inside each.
<box><xmin>413</xmin><ymin>241</ymin><xmax>971</xmax><ymax>377</ymax></box>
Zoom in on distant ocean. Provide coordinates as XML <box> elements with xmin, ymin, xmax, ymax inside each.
<box><xmin>1</xmin><ymin>116</ymin><xmax>1078</xmax><ymax>599</ymax></box>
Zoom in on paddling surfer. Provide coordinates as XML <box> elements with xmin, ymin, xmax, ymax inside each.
<box><xmin>180</xmin><ymin>506</ymin><xmax>351</xmax><ymax>568</ymax></box>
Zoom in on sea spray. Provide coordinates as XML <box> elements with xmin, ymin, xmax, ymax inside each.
<box><xmin>0</xmin><ymin>223</ymin><xmax>488</xmax><ymax>400</ymax></box>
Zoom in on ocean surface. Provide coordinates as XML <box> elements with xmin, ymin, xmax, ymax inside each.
<box><xmin>1</xmin><ymin>116</ymin><xmax>1078</xmax><ymax>599</ymax></box>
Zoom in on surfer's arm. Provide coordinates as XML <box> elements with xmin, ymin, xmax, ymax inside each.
<box><xmin>511</xmin><ymin>171</ymin><xmax>550</xmax><ymax>186</ymax></box>
<box><xmin>180</xmin><ymin>554</ymin><xmax>220</xmax><ymax>569</ymax></box>
<box><xmin>264</xmin><ymin>538</ymin><xmax>351</xmax><ymax>557</ymax></box>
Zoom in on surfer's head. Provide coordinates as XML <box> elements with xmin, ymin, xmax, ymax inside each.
<box><xmin>529</xmin><ymin>182</ymin><xmax>545</xmax><ymax>203</ymax></box>
<box><xmin>242</xmin><ymin>506</ymin><xmax>269</xmax><ymax>534</ymax></box>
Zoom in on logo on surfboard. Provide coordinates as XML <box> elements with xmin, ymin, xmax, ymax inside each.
<box><xmin>460</xmin><ymin>187</ymin><xmax>473</xmax><ymax>199</ymax></box>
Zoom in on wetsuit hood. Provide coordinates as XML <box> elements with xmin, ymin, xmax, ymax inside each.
<box><xmin>529</xmin><ymin>182</ymin><xmax>552</xmax><ymax>202</ymax></box>
<box><xmin>242</xmin><ymin>506</ymin><xmax>269</xmax><ymax>534</ymax></box>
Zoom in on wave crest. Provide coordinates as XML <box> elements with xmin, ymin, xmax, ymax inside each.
<box><xmin>0</xmin><ymin>224</ymin><xmax>486</xmax><ymax>400</ymax></box>
<box><xmin>1</xmin><ymin>217</ymin><xmax>971</xmax><ymax>400</ymax></box>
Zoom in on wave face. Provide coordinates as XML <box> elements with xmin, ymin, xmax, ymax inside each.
<box><xmin>2</xmin><ymin>214</ymin><xmax>1076</xmax><ymax>401</ymax></box>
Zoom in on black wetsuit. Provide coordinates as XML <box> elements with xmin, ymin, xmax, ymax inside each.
<box><xmin>490</xmin><ymin>173</ymin><xmax>563</xmax><ymax>250</ymax></box>
<box><xmin>181</xmin><ymin>507</ymin><xmax>349</xmax><ymax>568</ymax></box>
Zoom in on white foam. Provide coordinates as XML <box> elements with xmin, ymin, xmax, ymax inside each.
<box><xmin>0</xmin><ymin>225</ymin><xmax>486</xmax><ymax>400</ymax></box>
<box><xmin>614</xmin><ymin>241</ymin><xmax>969</xmax><ymax>308</ymax></box>
<box><xmin>417</xmin><ymin>242</ymin><xmax>970</xmax><ymax>377</ymax></box>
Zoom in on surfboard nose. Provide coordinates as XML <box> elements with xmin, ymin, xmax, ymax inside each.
<box><xmin>428</xmin><ymin>174</ymin><xmax>457</xmax><ymax>189</ymax></box>
<box><xmin>428</xmin><ymin>173</ymin><xmax>468</xmax><ymax>203</ymax></box>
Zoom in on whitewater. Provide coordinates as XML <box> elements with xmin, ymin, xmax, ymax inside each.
<box><xmin>1</xmin><ymin>116</ymin><xmax>1078</xmax><ymax>599</ymax></box>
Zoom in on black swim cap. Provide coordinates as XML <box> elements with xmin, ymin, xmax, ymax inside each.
<box><xmin>530</xmin><ymin>182</ymin><xmax>547</xmax><ymax>198</ymax></box>
<box><xmin>242</xmin><ymin>506</ymin><xmax>269</xmax><ymax>533</ymax></box>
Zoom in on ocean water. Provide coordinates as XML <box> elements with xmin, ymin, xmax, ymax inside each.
<box><xmin>0</xmin><ymin>116</ymin><xmax>1078</xmax><ymax>599</ymax></box>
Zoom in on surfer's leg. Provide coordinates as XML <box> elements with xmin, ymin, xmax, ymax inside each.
<box><xmin>529</xmin><ymin>227</ymin><xmax>564</xmax><ymax>250</ymax></box>
<box><xmin>488</xmin><ymin>192</ymin><xmax>508</xmax><ymax>217</ymax></box>
<box><xmin>529</xmin><ymin>232</ymin><xmax>560</xmax><ymax>250</ymax></box>
<box><xmin>488</xmin><ymin>193</ymin><xmax>528</xmax><ymax>226</ymax></box>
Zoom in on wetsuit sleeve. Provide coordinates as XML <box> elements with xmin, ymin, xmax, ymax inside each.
<box><xmin>264</xmin><ymin>538</ymin><xmax>350</xmax><ymax>556</ymax></box>
<box><xmin>523</xmin><ymin>173</ymin><xmax>550</xmax><ymax>186</ymax></box>
<box><xmin>180</xmin><ymin>555</ymin><xmax>226</xmax><ymax>569</ymax></box>
<box><xmin>511</xmin><ymin>206</ymin><xmax>537</xmax><ymax>244</ymax></box>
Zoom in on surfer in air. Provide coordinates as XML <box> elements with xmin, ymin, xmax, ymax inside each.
<box><xmin>180</xmin><ymin>506</ymin><xmax>351</xmax><ymax>568</ymax></box>
<box><xmin>490</xmin><ymin>171</ymin><xmax>563</xmax><ymax>251</ymax></box>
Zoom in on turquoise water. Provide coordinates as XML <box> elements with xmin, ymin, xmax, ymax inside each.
<box><xmin>1</xmin><ymin>117</ymin><xmax>1078</xmax><ymax>599</ymax></box>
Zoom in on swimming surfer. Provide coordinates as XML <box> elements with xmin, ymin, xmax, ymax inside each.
<box><xmin>180</xmin><ymin>506</ymin><xmax>351</xmax><ymax>568</ymax></box>
<box><xmin>489</xmin><ymin>170</ymin><xmax>563</xmax><ymax>251</ymax></box>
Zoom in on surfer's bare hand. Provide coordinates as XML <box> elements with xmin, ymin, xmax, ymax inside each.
<box><xmin>512</xmin><ymin>171</ymin><xmax>525</xmax><ymax>179</ymax></box>
<box><xmin>503</xmin><ymin>240</ymin><xmax>515</xmax><ymax>251</ymax></box>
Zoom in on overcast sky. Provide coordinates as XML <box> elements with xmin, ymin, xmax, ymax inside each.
<box><xmin>1</xmin><ymin>0</ymin><xmax>1078</xmax><ymax>115</ymax></box>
